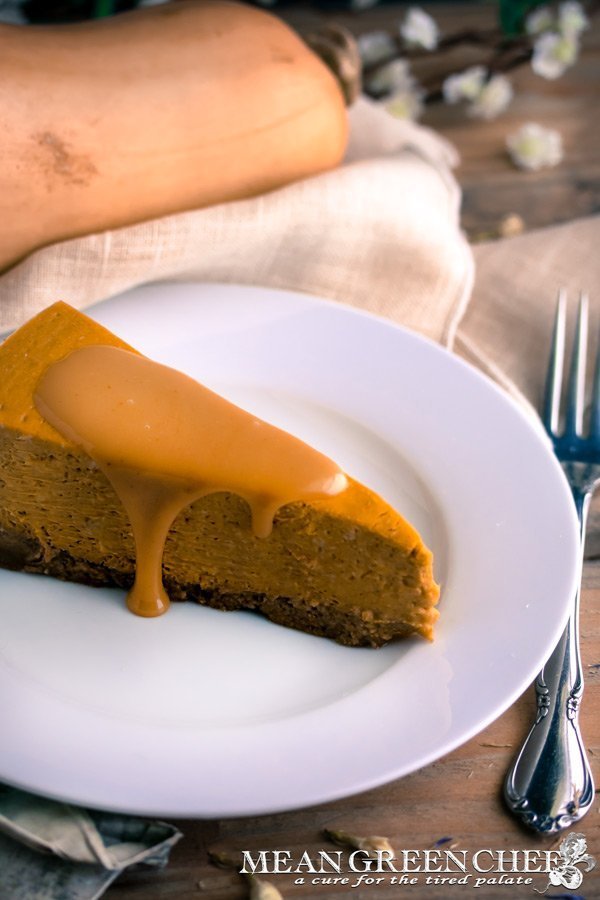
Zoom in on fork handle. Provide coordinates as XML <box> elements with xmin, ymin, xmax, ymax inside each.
<box><xmin>504</xmin><ymin>488</ymin><xmax>595</xmax><ymax>834</ymax></box>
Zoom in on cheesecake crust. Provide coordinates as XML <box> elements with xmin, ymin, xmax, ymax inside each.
<box><xmin>0</xmin><ymin>523</ymin><xmax>426</xmax><ymax>648</ymax></box>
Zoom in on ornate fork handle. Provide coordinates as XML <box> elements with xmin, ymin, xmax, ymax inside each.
<box><xmin>504</xmin><ymin>478</ymin><xmax>595</xmax><ymax>834</ymax></box>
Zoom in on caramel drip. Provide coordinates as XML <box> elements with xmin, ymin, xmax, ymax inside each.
<box><xmin>34</xmin><ymin>345</ymin><xmax>347</xmax><ymax>617</ymax></box>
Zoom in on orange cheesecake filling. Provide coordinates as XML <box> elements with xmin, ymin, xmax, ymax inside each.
<box><xmin>0</xmin><ymin>302</ymin><xmax>439</xmax><ymax>643</ymax></box>
<box><xmin>34</xmin><ymin>344</ymin><xmax>347</xmax><ymax>617</ymax></box>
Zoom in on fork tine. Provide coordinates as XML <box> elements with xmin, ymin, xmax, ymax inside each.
<box><xmin>564</xmin><ymin>292</ymin><xmax>589</xmax><ymax>436</ymax></box>
<box><xmin>586</xmin><ymin>293</ymin><xmax>600</xmax><ymax>440</ymax></box>
<box><xmin>543</xmin><ymin>289</ymin><xmax>567</xmax><ymax>434</ymax></box>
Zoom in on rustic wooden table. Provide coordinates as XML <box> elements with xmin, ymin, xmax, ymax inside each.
<box><xmin>108</xmin><ymin>4</ymin><xmax>599</xmax><ymax>898</ymax></box>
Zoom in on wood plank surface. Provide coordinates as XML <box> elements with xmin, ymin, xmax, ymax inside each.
<box><xmin>107</xmin><ymin>4</ymin><xmax>600</xmax><ymax>898</ymax></box>
<box><xmin>283</xmin><ymin>1</ymin><xmax>600</xmax><ymax>237</ymax></box>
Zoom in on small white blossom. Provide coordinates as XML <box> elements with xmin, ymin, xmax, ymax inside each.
<box><xmin>468</xmin><ymin>74</ymin><xmax>513</xmax><ymax>120</ymax></box>
<box><xmin>442</xmin><ymin>67</ymin><xmax>512</xmax><ymax>120</ymax></box>
<box><xmin>443</xmin><ymin>65</ymin><xmax>487</xmax><ymax>103</ymax></box>
<box><xmin>506</xmin><ymin>123</ymin><xmax>563</xmax><ymax>171</ymax></box>
<box><xmin>400</xmin><ymin>7</ymin><xmax>439</xmax><ymax>51</ymax></box>
<box><xmin>532</xmin><ymin>31</ymin><xmax>579</xmax><ymax>78</ymax></box>
<box><xmin>365</xmin><ymin>58</ymin><xmax>412</xmax><ymax>95</ymax></box>
<box><xmin>558</xmin><ymin>1</ymin><xmax>589</xmax><ymax>37</ymax></box>
<box><xmin>385</xmin><ymin>82</ymin><xmax>425</xmax><ymax>120</ymax></box>
<box><xmin>357</xmin><ymin>30</ymin><xmax>397</xmax><ymax>67</ymax></box>
<box><xmin>525</xmin><ymin>6</ymin><xmax>555</xmax><ymax>35</ymax></box>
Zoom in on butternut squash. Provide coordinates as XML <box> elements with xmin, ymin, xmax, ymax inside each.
<box><xmin>0</xmin><ymin>1</ymin><xmax>348</xmax><ymax>271</ymax></box>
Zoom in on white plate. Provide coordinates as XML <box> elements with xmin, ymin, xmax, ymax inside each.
<box><xmin>0</xmin><ymin>283</ymin><xmax>579</xmax><ymax>818</ymax></box>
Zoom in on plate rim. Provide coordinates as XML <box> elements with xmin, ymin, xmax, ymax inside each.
<box><xmin>0</xmin><ymin>281</ymin><xmax>580</xmax><ymax>817</ymax></box>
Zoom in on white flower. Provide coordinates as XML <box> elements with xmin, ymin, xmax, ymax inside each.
<box><xmin>468</xmin><ymin>74</ymin><xmax>513</xmax><ymax>120</ymax></box>
<box><xmin>368</xmin><ymin>56</ymin><xmax>424</xmax><ymax>116</ymax></box>
<box><xmin>532</xmin><ymin>31</ymin><xmax>579</xmax><ymax>78</ymax></box>
<box><xmin>385</xmin><ymin>82</ymin><xmax>425</xmax><ymax>120</ymax></box>
<box><xmin>525</xmin><ymin>6</ymin><xmax>555</xmax><ymax>35</ymax></box>
<box><xmin>443</xmin><ymin>65</ymin><xmax>487</xmax><ymax>103</ymax></box>
<box><xmin>400</xmin><ymin>7</ymin><xmax>439</xmax><ymax>51</ymax></box>
<box><xmin>443</xmin><ymin>68</ymin><xmax>512</xmax><ymax>120</ymax></box>
<box><xmin>365</xmin><ymin>58</ymin><xmax>412</xmax><ymax>95</ymax></box>
<box><xmin>357</xmin><ymin>30</ymin><xmax>397</xmax><ymax>67</ymax></box>
<box><xmin>558</xmin><ymin>1</ymin><xmax>589</xmax><ymax>37</ymax></box>
<box><xmin>506</xmin><ymin>123</ymin><xmax>563</xmax><ymax>171</ymax></box>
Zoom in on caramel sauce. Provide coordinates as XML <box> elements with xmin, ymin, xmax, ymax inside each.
<box><xmin>34</xmin><ymin>345</ymin><xmax>347</xmax><ymax>617</ymax></box>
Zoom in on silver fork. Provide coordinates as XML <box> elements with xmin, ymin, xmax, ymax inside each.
<box><xmin>504</xmin><ymin>290</ymin><xmax>596</xmax><ymax>834</ymax></box>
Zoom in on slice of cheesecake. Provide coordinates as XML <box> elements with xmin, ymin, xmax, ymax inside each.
<box><xmin>0</xmin><ymin>302</ymin><xmax>439</xmax><ymax>646</ymax></box>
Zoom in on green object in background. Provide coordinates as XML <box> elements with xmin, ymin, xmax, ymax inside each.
<box><xmin>498</xmin><ymin>0</ymin><xmax>547</xmax><ymax>35</ymax></box>
<box><xmin>94</xmin><ymin>0</ymin><xmax>115</xmax><ymax>16</ymax></box>
<box><xmin>19</xmin><ymin>0</ymin><xmax>137</xmax><ymax>24</ymax></box>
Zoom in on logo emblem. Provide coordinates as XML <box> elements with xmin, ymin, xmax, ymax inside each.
<box><xmin>535</xmin><ymin>832</ymin><xmax>596</xmax><ymax>893</ymax></box>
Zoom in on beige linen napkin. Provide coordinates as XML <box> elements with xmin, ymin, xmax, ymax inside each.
<box><xmin>460</xmin><ymin>216</ymin><xmax>600</xmax><ymax>410</ymax></box>
<box><xmin>0</xmin><ymin>97</ymin><xmax>474</xmax><ymax>345</ymax></box>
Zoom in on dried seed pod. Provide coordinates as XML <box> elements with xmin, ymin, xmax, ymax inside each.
<box><xmin>323</xmin><ymin>827</ymin><xmax>395</xmax><ymax>858</ymax></box>
<box><xmin>207</xmin><ymin>848</ymin><xmax>243</xmax><ymax>869</ymax></box>
<box><xmin>243</xmin><ymin>873</ymin><xmax>285</xmax><ymax>900</ymax></box>
<box><xmin>208</xmin><ymin>849</ymin><xmax>285</xmax><ymax>898</ymax></box>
